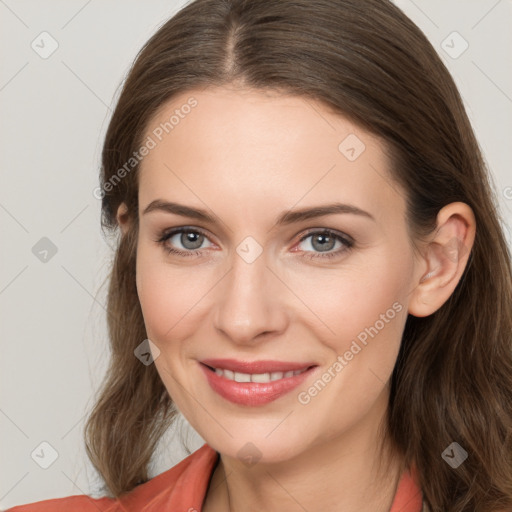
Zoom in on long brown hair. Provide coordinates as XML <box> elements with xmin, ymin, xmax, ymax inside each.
<box><xmin>84</xmin><ymin>0</ymin><xmax>512</xmax><ymax>509</ymax></box>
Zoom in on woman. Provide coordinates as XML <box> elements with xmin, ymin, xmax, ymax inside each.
<box><xmin>8</xmin><ymin>0</ymin><xmax>512</xmax><ymax>510</ymax></box>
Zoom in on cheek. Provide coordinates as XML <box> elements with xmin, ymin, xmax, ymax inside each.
<box><xmin>135</xmin><ymin>248</ymin><xmax>207</xmax><ymax>411</ymax></box>
<box><xmin>295</xmin><ymin>260</ymin><xmax>405</xmax><ymax>341</ymax></box>
<box><xmin>293</xmin><ymin>252</ymin><xmax>410</xmax><ymax>387</ymax></box>
<box><xmin>291</xmin><ymin>267</ymin><xmax>408</xmax><ymax>434</ymax></box>
<box><xmin>135</xmin><ymin>245</ymin><xmax>212</xmax><ymax>343</ymax></box>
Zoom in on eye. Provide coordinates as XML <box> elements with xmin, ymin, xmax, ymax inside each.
<box><xmin>155</xmin><ymin>227</ymin><xmax>354</xmax><ymax>260</ymax></box>
<box><xmin>155</xmin><ymin>227</ymin><xmax>213</xmax><ymax>257</ymax></box>
<box><xmin>294</xmin><ymin>229</ymin><xmax>354</xmax><ymax>260</ymax></box>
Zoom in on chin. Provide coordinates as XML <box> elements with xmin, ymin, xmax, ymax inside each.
<box><xmin>205</xmin><ymin>431</ymin><xmax>310</xmax><ymax>466</ymax></box>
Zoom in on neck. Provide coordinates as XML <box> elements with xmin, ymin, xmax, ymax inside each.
<box><xmin>203</xmin><ymin>387</ymin><xmax>405</xmax><ymax>512</ymax></box>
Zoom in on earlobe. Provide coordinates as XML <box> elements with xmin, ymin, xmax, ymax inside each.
<box><xmin>408</xmin><ymin>202</ymin><xmax>476</xmax><ymax>318</ymax></box>
<box><xmin>116</xmin><ymin>202</ymin><xmax>130</xmax><ymax>235</ymax></box>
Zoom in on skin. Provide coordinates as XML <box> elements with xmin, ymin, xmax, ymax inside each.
<box><xmin>116</xmin><ymin>85</ymin><xmax>476</xmax><ymax>512</ymax></box>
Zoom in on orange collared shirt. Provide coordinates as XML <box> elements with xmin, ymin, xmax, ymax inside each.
<box><xmin>6</xmin><ymin>443</ymin><xmax>425</xmax><ymax>511</ymax></box>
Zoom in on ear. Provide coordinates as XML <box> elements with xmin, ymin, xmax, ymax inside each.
<box><xmin>116</xmin><ymin>202</ymin><xmax>131</xmax><ymax>235</ymax></box>
<box><xmin>408</xmin><ymin>202</ymin><xmax>476</xmax><ymax>318</ymax></box>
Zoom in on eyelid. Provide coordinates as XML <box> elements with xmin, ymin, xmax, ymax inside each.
<box><xmin>158</xmin><ymin>225</ymin><xmax>209</xmax><ymax>238</ymax></box>
<box><xmin>156</xmin><ymin>226</ymin><xmax>216</xmax><ymax>248</ymax></box>
<box><xmin>296</xmin><ymin>227</ymin><xmax>354</xmax><ymax>245</ymax></box>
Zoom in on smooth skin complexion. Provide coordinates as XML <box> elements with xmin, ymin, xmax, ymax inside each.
<box><xmin>116</xmin><ymin>86</ymin><xmax>476</xmax><ymax>512</ymax></box>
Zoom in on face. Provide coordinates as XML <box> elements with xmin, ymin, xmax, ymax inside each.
<box><xmin>130</xmin><ymin>85</ymin><xmax>423</xmax><ymax>463</ymax></box>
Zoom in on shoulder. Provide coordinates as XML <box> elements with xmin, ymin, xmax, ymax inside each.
<box><xmin>5</xmin><ymin>443</ymin><xmax>219</xmax><ymax>512</ymax></box>
<box><xmin>4</xmin><ymin>494</ymin><xmax>118</xmax><ymax>512</ymax></box>
<box><xmin>116</xmin><ymin>442</ymin><xmax>219</xmax><ymax>510</ymax></box>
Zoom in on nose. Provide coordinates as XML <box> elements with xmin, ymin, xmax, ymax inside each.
<box><xmin>213</xmin><ymin>247</ymin><xmax>289</xmax><ymax>345</ymax></box>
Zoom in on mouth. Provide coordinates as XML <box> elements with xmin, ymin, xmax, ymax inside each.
<box><xmin>200</xmin><ymin>357</ymin><xmax>318</xmax><ymax>374</ymax></box>
<box><xmin>201</xmin><ymin>363</ymin><xmax>314</xmax><ymax>383</ymax></box>
<box><xmin>199</xmin><ymin>359</ymin><xmax>319</xmax><ymax>406</ymax></box>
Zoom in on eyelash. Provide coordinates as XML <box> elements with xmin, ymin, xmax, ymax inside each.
<box><xmin>154</xmin><ymin>227</ymin><xmax>354</xmax><ymax>261</ymax></box>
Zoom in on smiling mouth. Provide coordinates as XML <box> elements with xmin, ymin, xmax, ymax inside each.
<box><xmin>202</xmin><ymin>363</ymin><xmax>314</xmax><ymax>383</ymax></box>
<box><xmin>199</xmin><ymin>361</ymin><xmax>319</xmax><ymax>406</ymax></box>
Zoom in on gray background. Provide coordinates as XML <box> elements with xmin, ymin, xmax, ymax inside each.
<box><xmin>1</xmin><ymin>0</ymin><xmax>511</xmax><ymax>509</ymax></box>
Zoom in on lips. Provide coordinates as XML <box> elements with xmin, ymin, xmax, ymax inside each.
<box><xmin>199</xmin><ymin>358</ymin><xmax>319</xmax><ymax>406</ymax></box>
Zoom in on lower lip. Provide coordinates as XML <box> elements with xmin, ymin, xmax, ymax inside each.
<box><xmin>199</xmin><ymin>363</ymin><xmax>317</xmax><ymax>406</ymax></box>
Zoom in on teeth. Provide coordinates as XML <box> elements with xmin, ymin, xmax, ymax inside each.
<box><xmin>234</xmin><ymin>372</ymin><xmax>251</xmax><ymax>383</ymax></box>
<box><xmin>213</xmin><ymin>367</ymin><xmax>308</xmax><ymax>383</ymax></box>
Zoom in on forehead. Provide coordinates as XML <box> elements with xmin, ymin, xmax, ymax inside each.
<box><xmin>138</xmin><ymin>86</ymin><xmax>404</xmax><ymax>227</ymax></box>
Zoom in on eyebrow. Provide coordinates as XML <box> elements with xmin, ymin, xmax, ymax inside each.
<box><xmin>143</xmin><ymin>199</ymin><xmax>375</xmax><ymax>226</ymax></box>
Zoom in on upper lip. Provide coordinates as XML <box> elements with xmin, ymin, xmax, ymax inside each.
<box><xmin>201</xmin><ymin>358</ymin><xmax>317</xmax><ymax>374</ymax></box>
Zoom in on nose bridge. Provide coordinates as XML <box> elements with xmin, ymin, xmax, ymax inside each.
<box><xmin>213</xmin><ymin>242</ymin><xmax>286</xmax><ymax>342</ymax></box>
